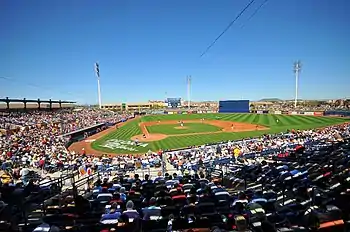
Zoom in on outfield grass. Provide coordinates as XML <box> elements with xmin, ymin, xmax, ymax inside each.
<box><xmin>146</xmin><ymin>123</ymin><xmax>222</xmax><ymax>135</ymax></box>
<box><xmin>91</xmin><ymin>113</ymin><xmax>349</xmax><ymax>154</ymax></box>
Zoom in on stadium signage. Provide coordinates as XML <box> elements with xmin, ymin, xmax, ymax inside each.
<box><xmin>100</xmin><ymin>139</ymin><xmax>148</xmax><ymax>151</ymax></box>
<box><xmin>304</xmin><ymin>112</ymin><xmax>314</xmax><ymax>115</ymax></box>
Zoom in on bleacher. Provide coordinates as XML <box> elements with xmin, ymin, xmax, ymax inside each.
<box><xmin>1</xmin><ymin>139</ymin><xmax>350</xmax><ymax>232</ymax></box>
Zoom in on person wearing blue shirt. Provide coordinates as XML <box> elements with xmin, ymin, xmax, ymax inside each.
<box><xmin>119</xmin><ymin>187</ymin><xmax>127</xmax><ymax>202</ymax></box>
<box><xmin>100</xmin><ymin>203</ymin><xmax>121</xmax><ymax>224</ymax></box>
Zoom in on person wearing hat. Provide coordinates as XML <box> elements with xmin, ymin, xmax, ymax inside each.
<box><xmin>142</xmin><ymin>197</ymin><xmax>161</xmax><ymax>220</ymax></box>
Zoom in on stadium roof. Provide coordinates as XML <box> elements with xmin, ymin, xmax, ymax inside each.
<box><xmin>0</xmin><ymin>98</ymin><xmax>75</xmax><ymax>104</ymax></box>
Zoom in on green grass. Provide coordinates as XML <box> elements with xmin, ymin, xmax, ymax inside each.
<box><xmin>91</xmin><ymin>114</ymin><xmax>350</xmax><ymax>154</ymax></box>
<box><xmin>146</xmin><ymin>123</ymin><xmax>222</xmax><ymax>135</ymax></box>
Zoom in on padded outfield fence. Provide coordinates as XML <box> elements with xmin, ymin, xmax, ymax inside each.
<box><xmin>218</xmin><ymin>100</ymin><xmax>250</xmax><ymax>113</ymax></box>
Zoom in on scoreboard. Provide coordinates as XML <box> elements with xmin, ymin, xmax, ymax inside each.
<box><xmin>166</xmin><ymin>98</ymin><xmax>181</xmax><ymax>108</ymax></box>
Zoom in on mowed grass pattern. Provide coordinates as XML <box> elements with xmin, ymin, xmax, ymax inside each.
<box><xmin>146</xmin><ymin>123</ymin><xmax>222</xmax><ymax>135</ymax></box>
<box><xmin>91</xmin><ymin>114</ymin><xmax>349</xmax><ymax>154</ymax></box>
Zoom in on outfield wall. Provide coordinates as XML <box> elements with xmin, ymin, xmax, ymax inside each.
<box><xmin>144</xmin><ymin>109</ymin><xmax>350</xmax><ymax>117</ymax></box>
<box><xmin>324</xmin><ymin>110</ymin><xmax>350</xmax><ymax>117</ymax></box>
<box><xmin>250</xmin><ymin>110</ymin><xmax>325</xmax><ymax>116</ymax></box>
<box><xmin>218</xmin><ymin>100</ymin><xmax>250</xmax><ymax>113</ymax></box>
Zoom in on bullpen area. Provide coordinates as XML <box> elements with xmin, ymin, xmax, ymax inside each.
<box><xmin>70</xmin><ymin>113</ymin><xmax>350</xmax><ymax>155</ymax></box>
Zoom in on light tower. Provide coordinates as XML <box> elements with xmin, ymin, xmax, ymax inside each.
<box><xmin>293</xmin><ymin>61</ymin><xmax>302</xmax><ymax>108</ymax></box>
<box><xmin>95</xmin><ymin>62</ymin><xmax>102</xmax><ymax>109</ymax></box>
<box><xmin>187</xmin><ymin>76</ymin><xmax>191</xmax><ymax>110</ymax></box>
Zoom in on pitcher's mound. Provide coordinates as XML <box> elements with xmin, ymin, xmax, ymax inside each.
<box><xmin>174</xmin><ymin>126</ymin><xmax>188</xmax><ymax>129</ymax></box>
<box><xmin>130</xmin><ymin>133</ymin><xmax>168</xmax><ymax>142</ymax></box>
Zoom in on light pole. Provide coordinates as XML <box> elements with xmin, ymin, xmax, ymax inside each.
<box><xmin>95</xmin><ymin>62</ymin><xmax>102</xmax><ymax>109</ymax></box>
<box><xmin>187</xmin><ymin>76</ymin><xmax>191</xmax><ymax>110</ymax></box>
<box><xmin>294</xmin><ymin>61</ymin><xmax>302</xmax><ymax>108</ymax></box>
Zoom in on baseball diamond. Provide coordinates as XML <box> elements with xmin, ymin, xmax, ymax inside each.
<box><xmin>80</xmin><ymin>113</ymin><xmax>349</xmax><ymax>154</ymax></box>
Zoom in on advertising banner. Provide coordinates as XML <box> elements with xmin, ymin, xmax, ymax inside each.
<box><xmin>282</xmin><ymin>111</ymin><xmax>289</xmax><ymax>115</ymax></box>
<box><xmin>197</xmin><ymin>111</ymin><xmax>202</xmax><ymax>114</ymax></box>
<box><xmin>291</xmin><ymin>111</ymin><xmax>298</xmax><ymax>115</ymax></box>
<box><xmin>257</xmin><ymin>110</ymin><xmax>263</xmax><ymax>114</ymax></box>
<box><xmin>299</xmin><ymin>112</ymin><xmax>305</xmax><ymax>115</ymax></box>
<box><xmin>263</xmin><ymin>111</ymin><xmax>269</xmax><ymax>114</ymax></box>
<box><xmin>168</xmin><ymin>111</ymin><xmax>174</xmax><ymax>115</ymax></box>
<box><xmin>274</xmin><ymin>111</ymin><xmax>282</xmax><ymax>114</ymax></box>
<box><xmin>182</xmin><ymin>112</ymin><xmax>187</xmax><ymax>114</ymax></box>
<box><xmin>314</xmin><ymin>111</ymin><xmax>324</xmax><ymax>116</ymax></box>
<box><xmin>304</xmin><ymin>112</ymin><xmax>314</xmax><ymax>115</ymax></box>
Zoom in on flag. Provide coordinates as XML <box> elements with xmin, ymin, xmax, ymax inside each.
<box><xmin>95</xmin><ymin>62</ymin><xmax>100</xmax><ymax>79</ymax></box>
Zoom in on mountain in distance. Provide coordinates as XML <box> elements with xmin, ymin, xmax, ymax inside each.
<box><xmin>258</xmin><ymin>98</ymin><xmax>283</xmax><ymax>102</ymax></box>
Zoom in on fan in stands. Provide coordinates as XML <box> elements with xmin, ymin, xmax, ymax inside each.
<box><xmin>0</xmin><ymin>110</ymin><xmax>350</xmax><ymax>231</ymax></box>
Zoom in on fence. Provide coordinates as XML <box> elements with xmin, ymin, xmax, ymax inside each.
<box><xmin>324</xmin><ymin>110</ymin><xmax>350</xmax><ymax>117</ymax></box>
<box><xmin>250</xmin><ymin>110</ymin><xmax>326</xmax><ymax>116</ymax></box>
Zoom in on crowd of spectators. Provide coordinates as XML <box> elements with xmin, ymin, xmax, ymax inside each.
<box><xmin>251</xmin><ymin>101</ymin><xmax>350</xmax><ymax>112</ymax></box>
<box><xmin>0</xmin><ymin>109</ymin><xmax>133</xmax><ymax>179</ymax></box>
<box><xmin>0</xmin><ymin>107</ymin><xmax>350</xmax><ymax>231</ymax></box>
<box><xmin>166</xmin><ymin>123</ymin><xmax>349</xmax><ymax>173</ymax></box>
<box><xmin>0</xmin><ymin>109</ymin><xmax>131</xmax><ymax>133</ymax></box>
<box><xmin>6</xmin><ymin>122</ymin><xmax>348</xmax><ymax>232</ymax></box>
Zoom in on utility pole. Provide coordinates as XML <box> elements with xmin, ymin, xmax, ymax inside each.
<box><xmin>95</xmin><ymin>62</ymin><xmax>102</xmax><ymax>109</ymax></box>
<box><xmin>294</xmin><ymin>61</ymin><xmax>302</xmax><ymax>108</ymax></box>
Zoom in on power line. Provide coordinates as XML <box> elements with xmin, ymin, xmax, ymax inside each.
<box><xmin>240</xmin><ymin>0</ymin><xmax>269</xmax><ymax>29</ymax></box>
<box><xmin>0</xmin><ymin>76</ymin><xmax>81</xmax><ymax>100</ymax></box>
<box><xmin>200</xmin><ymin>0</ymin><xmax>256</xmax><ymax>58</ymax></box>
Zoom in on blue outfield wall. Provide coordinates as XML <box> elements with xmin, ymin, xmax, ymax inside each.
<box><xmin>218</xmin><ymin>100</ymin><xmax>250</xmax><ymax>113</ymax></box>
<box><xmin>324</xmin><ymin>110</ymin><xmax>350</xmax><ymax>117</ymax></box>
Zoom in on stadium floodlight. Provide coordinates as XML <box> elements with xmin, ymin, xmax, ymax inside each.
<box><xmin>187</xmin><ymin>76</ymin><xmax>191</xmax><ymax>110</ymax></box>
<box><xmin>95</xmin><ymin>62</ymin><xmax>102</xmax><ymax>109</ymax></box>
<box><xmin>293</xmin><ymin>61</ymin><xmax>302</xmax><ymax>108</ymax></box>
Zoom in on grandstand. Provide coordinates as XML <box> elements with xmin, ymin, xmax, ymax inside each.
<box><xmin>1</xmin><ymin>99</ymin><xmax>350</xmax><ymax>231</ymax></box>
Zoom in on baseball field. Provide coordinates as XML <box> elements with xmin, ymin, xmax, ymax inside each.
<box><xmin>88</xmin><ymin>113</ymin><xmax>349</xmax><ymax>154</ymax></box>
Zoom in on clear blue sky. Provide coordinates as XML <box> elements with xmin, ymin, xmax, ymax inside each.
<box><xmin>1</xmin><ymin>0</ymin><xmax>349</xmax><ymax>104</ymax></box>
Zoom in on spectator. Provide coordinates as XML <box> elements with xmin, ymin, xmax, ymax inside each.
<box><xmin>122</xmin><ymin>200</ymin><xmax>140</xmax><ymax>220</ymax></box>
<box><xmin>142</xmin><ymin>197</ymin><xmax>161</xmax><ymax>220</ymax></box>
<box><xmin>100</xmin><ymin>203</ymin><xmax>121</xmax><ymax>224</ymax></box>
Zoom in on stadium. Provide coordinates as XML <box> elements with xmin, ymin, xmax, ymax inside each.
<box><xmin>1</xmin><ymin>96</ymin><xmax>350</xmax><ymax>232</ymax></box>
<box><xmin>2</xmin><ymin>1</ymin><xmax>350</xmax><ymax>232</ymax></box>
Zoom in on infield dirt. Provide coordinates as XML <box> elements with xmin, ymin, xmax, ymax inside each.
<box><xmin>68</xmin><ymin>118</ymin><xmax>268</xmax><ymax>155</ymax></box>
<box><xmin>130</xmin><ymin>119</ymin><xmax>268</xmax><ymax>142</ymax></box>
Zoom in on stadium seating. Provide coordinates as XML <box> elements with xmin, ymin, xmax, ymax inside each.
<box><xmin>0</xmin><ymin>137</ymin><xmax>348</xmax><ymax>231</ymax></box>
